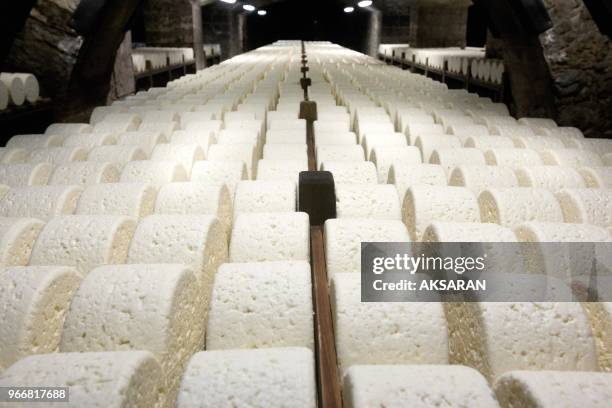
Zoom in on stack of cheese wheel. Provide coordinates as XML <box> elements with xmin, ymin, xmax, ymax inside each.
<box><xmin>1</xmin><ymin>41</ymin><xmax>611</xmax><ymax>408</ymax></box>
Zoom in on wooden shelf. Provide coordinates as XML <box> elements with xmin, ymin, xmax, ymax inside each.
<box><xmin>382</xmin><ymin>55</ymin><xmax>506</xmax><ymax>102</ymax></box>
<box><xmin>0</xmin><ymin>98</ymin><xmax>54</xmax><ymax>146</ymax></box>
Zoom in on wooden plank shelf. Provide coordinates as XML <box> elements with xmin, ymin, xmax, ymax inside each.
<box><xmin>381</xmin><ymin>53</ymin><xmax>507</xmax><ymax>103</ymax></box>
<box><xmin>301</xmin><ymin>45</ymin><xmax>343</xmax><ymax>407</ymax></box>
<box><xmin>0</xmin><ymin>98</ymin><xmax>54</xmax><ymax>146</ymax></box>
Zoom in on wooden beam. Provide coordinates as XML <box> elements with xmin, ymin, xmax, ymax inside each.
<box><xmin>59</xmin><ymin>0</ymin><xmax>144</xmax><ymax>122</ymax></box>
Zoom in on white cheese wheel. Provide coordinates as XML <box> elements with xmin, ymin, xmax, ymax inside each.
<box><xmin>576</xmin><ymin>138</ymin><xmax>612</xmax><ymax>155</ymax></box>
<box><xmin>0</xmin><ymin>147</ymin><xmax>28</xmax><ymax>164</ymax></box>
<box><xmin>233</xmin><ymin>180</ymin><xmax>296</xmax><ymax>218</ymax></box>
<box><xmin>177</xmin><ymin>348</ymin><xmax>316</xmax><ymax>408</ymax></box>
<box><xmin>266</xmin><ymin>129</ymin><xmax>305</xmax><ymax>145</ymax></box>
<box><xmin>150</xmin><ymin>143</ymin><xmax>205</xmax><ymax>176</ymax></box>
<box><xmin>514</xmin><ymin>221</ymin><xmax>610</xmax><ymax>285</ymax></box>
<box><xmin>28</xmin><ymin>147</ymin><xmax>88</xmax><ymax>165</ymax></box>
<box><xmin>344</xmin><ymin>365</ymin><xmax>498</xmax><ymax>408</ymax></box>
<box><xmin>332</xmin><ymin>274</ymin><xmax>448</xmax><ymax>376</ymax></box>
<box><xmin>207</xmin><ymin>261</ymin><xmax>313</xmax><ymax>350</ymax></box>
<box><xmin>0</xmin><ymin>163</ymin><xmax>51</xmax><ymax>187</ymax></box>
<box><xmin>361</xmin><ymin>132</ymin><xmax>406</xmax><ymax>160</ymax></box>
<box><xmin>583</xmin><ymin>302</ymin><xmax>612</xmax><ymax>371</ymax></box>
<box><xmin>512</xmin><ymin>135</ymin><xmax>565</xmax><ymax>150</ymax></box>
<box><xmin>0</xmin><ymin>79</ymin><xmax>8</xmax><ymax>110</ymax></box>
<box><xmin>48</xmin><ymin>162</ymin><xmax>119</xmax><ymax>185</ymax></box>
<box><xmin>208</xmin><ymin>144</ymin><xmax>258</xmax><ymax>179</ymax></box>
<box><xmin>0</xmin><ymin>185</ymin><xmax>82</xmax><ymax>220</ymax></box>
<box><xmin>429</xmin><ymin>148</ymin><xmax>486</xmax><ymax>173</ymax></box>
<box><xmin>518</xmin><ymin>117</ymin><xmax>558</xmax><ymax>129</ymax></box>
<box><xmin>447</xmin><ymin>124</ymin><xmax>490</xmax><ymax>137</ymax></box>
<box><xmin>579</xmin><ymin>167</ymin><xmax>612</xmax><ymax>188</ymax></box>
<box><xmin>269</xmin><ymin>118</ymin><xmax>306</xmax><ymax>133</ymax></box>
<box><xmin>336</xmin><ymin>184</ymin><xmax>401</xmax><ymax>220</ymax></box>
<box><xmin>263</xmin><ymin>144</ymin><xmax>308</xmax><ymax>164</ymax></box>
<box><xmin>170</xmin><ymin>130</ymin><xmax>216</xmax><ymax>155</ymax></box>
<box><xmin>479</xmin><ymin>188</ymin><xmax>564</xmax><ymax>227</ymax></box>
<box><xmin>515</xmin><ymin>166</ymin><xmax>586</xmax><ymax>191</ymax></box>
<box><xmin>191</xmin><ymin>161</ymin><xmax>247</xmax><ymax>196</ymax></box>
<box><xmin>446</xmin><ymin>302</ymin><xmax>599</xmax><ymax>382</ymax></box>
<box><xmin>404</xmin><ymin>123</ymin><xmax>444</xmax><ymax>145</ymax></box>
<box><xmin>321</xmin><ymin>161</ymin><xmax>377</xmax><ymax>184</ymax></box>
<box><xmin>87</xmin><ymin>145</ymin><xmax>147</xmax><ymax>165</ymax></box>
<box><xmin>423</xmin><ymin>221</ymin><xmax>516</xmax><ymax>242</ymax></box>
<box><xmin>537</xmin><ymin>126</ymin><xmax>584</xmax><ymax>139</ymax></box>
<box><xmin>119</xmin><ymin>160</ymin><xmax>187</xmax><ymax>187</ymax></box>
<box><xmin>0</xmin><ymin>73</ymin><xmax>25</xmax><ymax>105</ymax></box>
<box><xmin>0</xmin><ymin>266</ymin><xmax>81</xmax><ymax>370</ymax></box>
<box><xmin>95</xmin><ymin>113</ymin><xmax>142</xmax><ymax>133</ymax></box>
<box><xmin>30</xmin><ymin>215</ymin><xmax>136</xmax><ymax>275</ymax></box>
<box><xmin>3</xmin><ymin>73</ymin><xmax>38</xmax><ymax>103</ymax></box>
<box><xmin>449</xmin><ymin>166</ymin><xmax>519</xmax><ymax>195</ymax></box>
<box><xmin>45</xmin><ymin>123</ymin><xmax>93</xmax><ymax>135</ymax></box>
<box><xmin>155</xmin><ymin>182</ymin><xmax>231</xmax><ymax>234</ymax></box>
<box><xmin>256</xmin><ymin>159</ymin><xmax>307</xmax><ymax>183</ymax></box>
<box><xmin>357</xmin><ymin>122</ymin><xmax>395</xmax><ymax>144</ymax></box>
<box><xmin>403</xmin><ymin>185</ymin><xmax>480</xmax><ymax>241</ymax></box>
<box><xmin>388</xmin><ymin>163</ymin><xmax>448</xmax><ymax>201</ymax></box>
<box><xmin>61</xmin><ymin>264</ymin><xmax>202</xmax><ymax>401</ymax></box>
<box><xmin>77</xmin><ymin>183</ymin><xmax>157</xmax><ymax>219</ymax></box>
<box><xmin>414</xmin><ymin>134</ymin><xmax>461</xmax><ymax>163</ymax></box>
<box><xmin>489</xmin><ymin>125</ymin><xmax>535</xmax><ymax>138</ymax></box>
<box><xmin>89</xmin><ymin>106</ymin><xmax>129</xmax><ymax>125</ymax></box>
<box><xmin>604</xmin><ymin>153</ymin><xmax>612</xmax><ymax>166</ymax></box>
<box><xmin>62</xmin><ymin>132</ymin><xmax>116</xmax><ymax>149</ymax></box>
<box><xmin>556</xmin><ymin>188</ymin><xmax>612</xmax><ymax>227</ymax></box>
<box><xmin>475</xmin><ymin>115</ymin><xmax>517</xmax><ymax>128</ymax></box>
<box><xmin>142</xmin><ymin>110</ymin><xmax>180</xmax><ymax>124</ymax></box>
<box><xmin>116</xmin><ymin>131</ymin><xmax>167</xmax><ymax>156</ymax></box>
<box><xmin>540</xmin><ymin>148</ymin><xmax>603</xmax><ymax>167</ymax></box>
<box><xmin>314</xmin><ymin>120</ymin><xmax>350</xmax><ymax>134</ymax></box>
<box><xmin>324</xmin><ymin>218</ymin><xmax>410</xmax><ymax>279</ymax></box>
<box><xmin>484</xmin><ymin>148</ymin><xmax>543</xmax><ymax>166</ymax></box>
<box><xmin>495</xmin><ymin>370</ymin><xmax>612</xmax><ymax>407</ymax></box>
<box><xmin>183</xmin><ymin>119</ymin><xmax>223</xmax><ymax>133</ymax></box>
<box><xmin>370</xmin><ymin>146</ymin><xmax>422</xmax><ymax>183</ymax></box>
<box><xmin>7</xmin><ymin>134</ymin><xmax>64</xmax><ymax>149</ymax></box>
<box><xmin>465</xmin><ymin>135</ymin><xmax>514</xmax><ymax>149</ymax></box>
<box><xmin>0</xmin><ymin>351</ymin><xmax>164</xmax><ymax>407</ymax></box>
<box><xmin>217</xmin><ymin>129</ymin><xmax>260</xmax><ymax>148</ymax></box>
<box><xmin>127</xmin><ymin>214</ymin><xmax>227</xmax><ymax>291</ymax></box>
<box><xmin>314</xmin><ymin>131</ymin><xmax>358</xmax><ymax>146</ymax></box>
<box><xmin>316</xmin><ymin>145</ymin><xmax>365</xmax><ymax>169</ymax></box>
<box><xmin>229</xmin><ymin>212</ymin><xmax>309</xmax><ymax>263</ymax></box>
<box><xmin>0</xmin><ymin>217</ymin><xmax>45</xmax><ymax>266</ymax></box>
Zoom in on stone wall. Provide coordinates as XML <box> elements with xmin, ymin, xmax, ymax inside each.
<box><xmin>409</xmin><ymin>1</ymin><xmax>469</xmax><ymax>48</ymax></box>
<box><xmin>540</xmin><ymin>0</ymin><xmax>612</xmax><ymax>138</ymax></box>
<box><xmin>143</xmin><ymin>0</ymin><xmax>193</xmax><ymax>46</ymax></box>
<box><xmin>5</xmin><ymin>0</ymin><xmax>82</xmax><ymax>99</ymax></box>
<box><xmin>202</xmin><ymin>3</ymin><xmax>243</xmax><ymax>60</ymax></box>
<box><xmin>108</xmin><ymin>32</ymin><xmax>136</xmax><ymax>103</ymax></box>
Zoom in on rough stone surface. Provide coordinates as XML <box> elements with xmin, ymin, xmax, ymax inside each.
<box><xmin>540</xmin><ymin>0</ymin><xmax>612</xmax><ymax>138</ymax></box>
<box><xmin>5</xmin><ymin>0</ymin><xmax>82</xmax><ymax>98</ymax></box>
<box><xmin>144</xmin><ymin>0</ymin><xmax>193</xmax><ymax>46</ymax></box>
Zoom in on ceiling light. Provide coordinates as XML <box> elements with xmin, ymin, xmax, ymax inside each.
<box><xmin>257</xmin><ymin>10</ymin><xmax>267</xmax><ymax>15</ymax></box>
<box><xmin>344</xmin><ymin>6</ymin><xmax>354</xmax><ymax>13</ymax></box>
<box><xmin>243</xmin><ymin>4</ymin><xmax>255</xmax><ymax>11</ymax></box>
<box><xmin>220</xmin><ymin>0</ymin><xmax>236</xmax><ymax>3</ymax></box>
<box><xmin>358</xmin><ymin>0</ymin><xmax>373</xmax><ymax>7</ymax></box>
